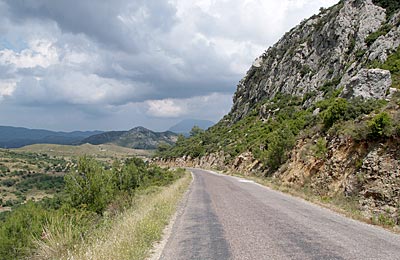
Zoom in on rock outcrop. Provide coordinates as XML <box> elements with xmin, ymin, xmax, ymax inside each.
<box><xmin>341</xmin><ymin>68</ymin><xmax>392</xmax><ymax>99</ymax></box>
<box><xmin>228</xmin><ymin>0</ymin><xmax>400</xmax><ymax>123</ymax></box>
<box><xmin>157</xmin><ymin>0</ymin><xmax>400</xmax><ymax>226</ymax></box>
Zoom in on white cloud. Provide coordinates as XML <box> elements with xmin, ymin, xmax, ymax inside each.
<box><xmin>146</xmin><ymin>99</ymin><xmax>186</xmax><ymax>118</ymax></box>
<box><xmin>0</xmin><ymin>79</ymin><xmax>16</xmax><ymax>100</ymax></box>
<box><xmin>0</xmin><ymin>39</ymin><xmax>59</xmax><ymax>69</ymax></box>
<box><xmin>146</xmin><ymin>92</ymin><xmax>232</xmax><ymax>120</ymax></box>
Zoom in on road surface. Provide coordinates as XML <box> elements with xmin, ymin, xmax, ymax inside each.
<box><xmin>159</xmin><ymin>168</ymin><xmax>400</xmax><ymax>260</ymax></box>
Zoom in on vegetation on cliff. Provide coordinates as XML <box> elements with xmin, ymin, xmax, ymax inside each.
<box><xmin>157</xmin><ymin>91</ymin><xmax>396</xmax><ymax>170</ymax></box>
<box><xmin>156</xmin><ymin>0</ymin><xmax>400</xmax><ymax>227</ymax></box>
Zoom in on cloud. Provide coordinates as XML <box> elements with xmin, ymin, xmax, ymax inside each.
<box><xmin>0</xmin><ymin>0</ymin><xmax>339</xmax><ymax>130</ymax></box>
<box><xmin>0</xmin><ymin>39</ymin><xmax>58</xmax><ymax>69</ymax></box>
<box><xmin>146</xmin><ymin>99</ymin><xmax>186</xmax><ymax>118</ymax></box>
<box><xmin>0</xmin><ymin>79</ymin><xmax>16</xmax><ymax>100</ymax></box>
<box><xmin>146</xmin><ymin>93</ymin><xmax>232</xmax><ymax>120</ymax></box>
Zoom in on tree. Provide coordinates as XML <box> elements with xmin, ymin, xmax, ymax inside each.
<box><xmin>157</xmin><ymin>142</ymin><xmax>171</xmax><ymax>153</ymax></box>
<box><xmin>368</xmin><ymin>112</ymin><xmax>393</xmax><ymax>138</ymax></box>
<box><xmin>322</xmin><ymin>98</ymin><xmax>348</xmax><ymax>130</ymax></box>
<box><xmin>190</xmin><ymin>126</ymin><xmax>204</xmax><ymax>137</ymax></box>
<box><xmin>263</xmin><ymin>127</ymin><xmax>295</xmax><ymax>172</ymax></box>
<box><xmin>64</xmin><ymin>157</ymin><xmax>115</xmax><ymax>214</ymax></box>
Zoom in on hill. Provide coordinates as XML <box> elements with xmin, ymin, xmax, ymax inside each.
<box><xmin>81</xmin><ymin>126</ymin><xmax>178</xmax><ymax>150</ymax></box>
<box><xmin>0</xmin><ymin>126</ymin><xmax>103</xmax><ymax>148</ymax></box>
<box><xmin>16</xmin><ymin>143</ymin><xmax>151</xmax><ymax>159</ymax></box>
<box><xmin>157</xmin><ymin>0</ymin><xmax>400</xmax><ymax>227</ymax></box>
<box><xmin>168</xmin><ymin>119</ymin><xmax>214</xmax><ymax>135</ymax></box>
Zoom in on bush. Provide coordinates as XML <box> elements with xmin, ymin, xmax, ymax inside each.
<box><xmin>0</xmin><ymin>165</ymin><xmax>9</xmax><ymax>173</ymax></box>
<box><xmin>365</xmin><ymin>24</ymin><xmax>393</xmax><ymax>46</ymax></box>
<box><xmin>65</xmin><ymin>157</ymin><xmax>115</xmax><ymax>214</ymax></box>
<box><xmin>65</xmin><ymin>156</ymin><xmax>178</xmax><ymax>215</ymax></box>
<box><xmin>322</xmin><ymin>98</ymin><xmax>349</xmax><ymax>130</ymax></box>
<box><xmin>16</xmin><ymin>174</ymin><xmax>64</xmax><ymax>191</ymax></box>
<box><xmin>0</xmin><ymin>202</ymin><xmax>49</xmax><ymax>260</ymax></box>
<box><xmin>368</xmin><ymin>112</ymin><xmax>393</xmax><ymax>138</ymax></box>
<box><xmin>1</xmin><ymin>179</ymin><xmax>16</xmax><ymax>187</ymax></box>
<box><xmin>263</xmin><ymin>127</ymin><xmax>295</xmax><ymax>172</ymax></box>
<box><xmin>312</xmin><ymin>138</ymin><xmax>328</xmax><ymax>159</ymax></box>
<box><xmin>372</xmin><ymin>0</ymin><xmax>400</xmax><ymax>18</ymax></box>
<box><xmin>319</xmin><ymin>97</ymin><xmax>386</xmax><ymax>131</ymax></box>
<box><xmin>380</xmin><ymin>46</ymin><xmax>400</xmax><ymax>88</ymax></box>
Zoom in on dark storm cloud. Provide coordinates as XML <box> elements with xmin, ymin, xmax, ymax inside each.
<box><xmin>0</xmin><ymin>0</ymin><xmax>338</xmax><ymax>130</ymax></box>
<box><xmin>4</xmin><ymin>0</ymin><xmax>178</xmax><ymax>52</ymax></box>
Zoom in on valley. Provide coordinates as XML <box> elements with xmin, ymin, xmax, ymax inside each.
<box><xmin>0</xmin><ymin>144</ymin><xmax>151</xmax><ymax>212</ymax></box>
<box><xmin>1</xmin><ymin>0</ymin><xmax>400</xmax><ymax>259</ymax></box>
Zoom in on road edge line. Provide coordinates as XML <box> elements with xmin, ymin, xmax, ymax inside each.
<box><xmin>147</xmin><ymin>170</ymin><xmax>194</xmax><ymax>260</ymax></box>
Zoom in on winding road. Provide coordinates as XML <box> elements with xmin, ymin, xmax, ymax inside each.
<box><xmin>159</xmin><ymin>168</ymin><xmax>400</xmax><ymax>260</ymax></box>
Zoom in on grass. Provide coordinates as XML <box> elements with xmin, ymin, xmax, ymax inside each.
<box><xmin>33</xmin><ymin>170</ymin><xmax>192</xmax><ymax>260</ymax></box>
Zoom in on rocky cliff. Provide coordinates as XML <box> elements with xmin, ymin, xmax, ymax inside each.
<box><xmin>229</xmin><ymin>0</ymin><xmax>399</xmax><ymax>123</ymax></box>
<box><xmin>157</xmin><ymin>0</ymin><xmax>400</xmax><ymax>227</ymax></box>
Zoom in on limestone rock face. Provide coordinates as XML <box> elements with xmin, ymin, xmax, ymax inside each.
<box><xmin>228</xmin><ymin>0</ymin><xmax>399</xmax><ymax>123</ymax></box>
<box><xmin>341</xmin><ymin>69</ymin><xmax>392</xmax><ymax>99</ymax></box>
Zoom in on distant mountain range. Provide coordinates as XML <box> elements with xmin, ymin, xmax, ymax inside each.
<box><xmin>0</xmin><ymin>120</ymin><xmax>213</xmax><ymax>149</ymax></box>
<box><xmin>0</xmin><ymin>126</ymin><xmax>103</xmax><ymax>148</ymax></box>
<box><xmin>168</xmin><ymin>119</ymin><xmax>214</xmax><ymax>135</ymax></box>
<box><xmin>81</xmin><ymin>126</ymin><xmax>178</xmax><ymax>149</ymax></box>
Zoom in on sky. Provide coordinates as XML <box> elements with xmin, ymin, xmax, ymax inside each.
<box><xmin>0</xmin><ymin>0</ymin><xmax>338</xmax><ymax>132</ymax></box>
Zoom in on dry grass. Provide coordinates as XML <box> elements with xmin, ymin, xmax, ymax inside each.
<box><xmin>34</xmin><ymin>172</ymin><xmax>191</xmax><ymax>260</ymax></box>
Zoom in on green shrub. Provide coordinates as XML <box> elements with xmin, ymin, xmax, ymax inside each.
<box><xmin>322</xmin><ymin>98</ymin><xmax>349</xmax><ymax>130</ymax></box>
<box><xmin>380</xmin><ymin>46</ymin><xmax>400</xmax><ymax>88</ymax></box>
<box><xmin>355</xmin><ymin>49</ymin><xmax>366</xmax><ymax>58</ymax></box>
<box><xmin>1</xmin><ymin>179</ymin><xmax>16</xmax><ymax>187</ymax></box>
<box><xmin>365</xmin><ymin>24</ymin><xmax>393</xmax><ymax>46</ymax></box>
<box><xmin>263</xmin><ymin>127</ymin><xmax>295</xmax><ymax>172</ymax></box>
<box><xmin>16</xmin><ymin>174</ymin><xmax>64</xmax><ymax>191</ymax></box>
<box><xmin>318</xmin><ymin>78</ymin><xmax>342</xmax><ymax>98</ymax></box>
<box><xmin>368</xmin><ymin>112</ymin><xmax>393</xmax><ymax>138</ymax></box>
<box><xmin>312</xmin><ymin>138</ymin><xmax>328</xmax><ymax>159</ymax></box>
<box><xmin>372</xmin><ymin>0</ymin><xmax>400</xmax><ymax>19</ymax></box>
<box><xmin>319</xmin><ymin>97</ymin><xmax>386</xmax><ymax>132</ymax></box>
<box><xmin>0</xmin><ymin>165</ymin><xmax>8</xmax><ymax>173</ymax></box>
<box><xmin>0</xmin><ymin>202</ymin><xmax>49</xmax><ymax>260</ymax></box>
<box><xmin>65</xmin><ymin>157</ymin><xmax>115</xmax><ymax>214</ymax></box>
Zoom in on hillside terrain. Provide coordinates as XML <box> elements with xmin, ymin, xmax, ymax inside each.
<box><xmin>0</xmin><ymin>126</ymin><xmax>102</xmax><ymax>148</ymax></box>
<box><xmin>0</xmin><ymin>143</ymin><xmax>151</xmax><ymax>211</ymax></box>
<box><xmin>0</xmin><ymin>149</ymin><xmax>72</xmax><ymax>211</ymax></box>
<box><xmin>16</xmin><ymin>143</ymin><xmax>151</xmax><ymax>160</ymax></box>
<box><xmin>157</xmin><ymin>0</ymin><xmax>400</xmax><ymax>228</ymax></box>
<box><xmin>168</xmin><ymin>119</ymin><xmax>215</xmax><ymax>135</ymax></box>
<box><xmin>0</xmin><ymin>150</ymin><xmax>187</xmax><ymax>259</ymax></box>
<box><xmin>81</xmin><ymin>126</ymin><xmax>178</xmax><ymax>150</ymax></box>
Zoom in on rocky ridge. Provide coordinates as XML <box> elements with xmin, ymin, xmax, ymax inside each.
<box><xmin>228</xmin><ymin>0</ymin><xmax>400</xmax><ymax>123</ymax></box>
<box><xmin>157</xmin><ymin>0</ymin><xmax>400</xmax><ymax>227</ymax></box>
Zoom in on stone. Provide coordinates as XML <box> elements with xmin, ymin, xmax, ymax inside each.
<box><xmin>341</xmin><ymin>69</ymin><xmax>392</xmax><ymax>99</ymax></box>
<box><xmin>228</xmin><ymin>0</ymin><xmax>389</xmax><ymax>123</ymax></box>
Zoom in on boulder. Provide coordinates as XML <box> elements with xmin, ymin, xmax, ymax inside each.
<box><xmin>341</xmin><ymin>69</ymin><xmax>392</xmax><ymax>99</ymax></box>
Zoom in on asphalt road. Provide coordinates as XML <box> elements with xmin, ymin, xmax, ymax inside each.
<box><xmin>159</xmin><ymin>168</ymin><xmax>400</xmax><ymax>260</ymax></box>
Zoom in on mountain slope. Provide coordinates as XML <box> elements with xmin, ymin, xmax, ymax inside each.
<box><xmin>81</xmin><ymin>127</ymin><xmax>178</xmax><ymax>150</ymax></box>
<box><xmin>158</xmin><ymin>0</ymin><xmax>400</xmax><ymax>227</ymax></box>
<box><xmin>229</xmin><ymin>0</ymin><xmax>398</xmax><ymax>123</ymax></box>
<box><xmin>168</xmin><ymin>119</ymin><xmax>214</xmax><ymax>134</ymax></box>
<box><xmin>0</xmin><ymin>126</ymin><xmax>102</xmax><ymax>148</ymax></box>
